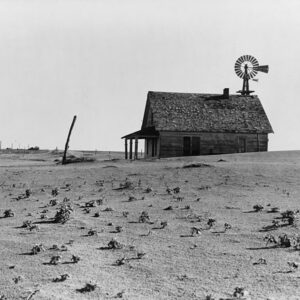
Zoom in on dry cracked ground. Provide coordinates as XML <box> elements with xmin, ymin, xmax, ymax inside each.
<box><xmin>0</xmin><ymin>150</ymin><xmax>299</xmax><ymax>300</ymax></box>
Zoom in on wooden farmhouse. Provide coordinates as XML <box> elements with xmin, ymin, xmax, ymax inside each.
<box><xmin>122</xmin><ymin>89</ymin><xmax>273</xmax><ymax>159</ymax></box>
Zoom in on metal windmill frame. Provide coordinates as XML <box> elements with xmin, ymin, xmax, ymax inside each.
<box><xmin>235</xmin><ymin>55</ymin><xmax>269</xmax><ymax>95</ymax></box>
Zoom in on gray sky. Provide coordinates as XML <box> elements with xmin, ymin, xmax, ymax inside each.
<box><xmin>0</xmin><ymin>0</ymin><xmax>299</xmax><ymax>151</ymax></box>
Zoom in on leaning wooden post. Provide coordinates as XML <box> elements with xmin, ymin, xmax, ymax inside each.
<box><xmin>62</xmin><ymin>115</ymin><xmax>77</xmax><ymax>165</ymax></box>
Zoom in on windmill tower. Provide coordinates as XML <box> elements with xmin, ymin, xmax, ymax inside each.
<box><xmin>234</xmin><ymin>55</ymin><xmax>269</xmax><ymax>95</ymax></box>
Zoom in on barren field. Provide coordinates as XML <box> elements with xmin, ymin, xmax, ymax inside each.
<box><xmin>0</xmin><ymin>150</ymin><xmax>299</xmax><ymax>300</ymax></box>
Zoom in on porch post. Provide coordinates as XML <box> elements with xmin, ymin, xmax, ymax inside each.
<box><xmin>134</xmin><ymin>137</ymin><xmax>138</xmax><ymax>160</ymax></box>
<box><xmin>125</xmin><ymin>139</ymin><xmax>128</xmax><ymax>159</ymax></box>
<box><xmin>129</xmin><ymin>139</ymin><xmax>133</xmax><ymax>160</ymax></box>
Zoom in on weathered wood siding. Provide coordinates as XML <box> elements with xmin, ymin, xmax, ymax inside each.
<box><xmin>158</xmin><ymin>131</ymin><xmax>268</xmax><ymax>158</ymax></box>
<box><xmin>144</xmin><ymin>138</ymin><xmax>158</xmax><ymax>158</ymax></box>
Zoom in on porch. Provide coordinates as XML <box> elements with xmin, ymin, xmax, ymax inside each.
<box><xmin>121</xmin><ymin>127</ymin><xmax>159</xmax><ymax>160</ymax></box>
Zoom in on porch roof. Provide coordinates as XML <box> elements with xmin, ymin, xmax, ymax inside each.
<box><xmin>122</xmin><ymin>126</ymin><xmax>159</xmax><ymax>139</ymax></box>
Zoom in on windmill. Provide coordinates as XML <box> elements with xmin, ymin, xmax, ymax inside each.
<box><xmin>235</xmin><ymin>55</ymin><xmax>269</xmax><ymax>95</ymax></box>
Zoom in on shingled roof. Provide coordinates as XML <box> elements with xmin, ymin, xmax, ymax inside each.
<box><xmin>141</xmin><ymin>91</ymin><xmax>273</xmax><ymax>133</ymax></box>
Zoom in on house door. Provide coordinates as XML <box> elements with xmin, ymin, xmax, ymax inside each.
<box><xmin>239</xmin><ymin>137</ymin><xmax>246</xmax><ymax>153</ymax></box>
<box><xmin>192</xmin><ymin>137</ymin><xmax>200</xmax><ymax>155</ymax></box>
<box><xmin>146</xmin><ymin>139</ymin><xmax>157</xmax><ymax>157</ymax></box>
<box><xmin>183</xmin><ymin>137</ymin><xmax>191</xmax><ymax>156</ymax></box>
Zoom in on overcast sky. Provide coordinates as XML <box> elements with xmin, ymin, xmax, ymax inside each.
<box><xmin>0</xmin><ymin>0</ymin><xmax>299</xmax><ymax>151</ymax></box>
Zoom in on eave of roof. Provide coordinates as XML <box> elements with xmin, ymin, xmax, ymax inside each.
<box><xmin>121</xmin><ymin>126</ymin><xmax>159</xmax><ymax>139</ymax></box>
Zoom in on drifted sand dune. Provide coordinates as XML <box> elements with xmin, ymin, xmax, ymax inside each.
<box><xmin>0</xmin><ymin>150</ymin><xmax>299</xmax><ymax>300</ymax></box>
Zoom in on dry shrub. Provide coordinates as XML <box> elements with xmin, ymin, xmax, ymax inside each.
<box><xmin>166</xmin><ymin>188</ymin><xmax>172</xmax><ymax>194</ymax></box>
<box><xmin>281</xmin><ymin>210</ymin><xmax>299</xmax><ymax>225</ymax></box>
<box><xmin>54</xmin><ymin>204</ymin><xmax>72</xmax><ymax>224</ymax></box>
<box><xmin>115</xmin><ymin>291</ymin><xmax>125</xmax><ymax>298</ymax></box>
<box><xmin>269</xmin><ymin>207</ymin><xmax>279</xmax><ymax>213</ymax></box>
<box><xmin>264</xmin><ymin>233</ymin><xmax>300</xmax><ymax>249</ymax></box>
<box><xmin>95</xmin><ymin>180</ymin><xmax>104</xmax><ymax>186</ymax></box>
<box><xmin>128</xmin><ymin>196</ymin><xmax>137</xmax><ymax>202</ymax></box>
<box><xmin>83</xmin><ymin>208</ymin><xmax>91</xmax><ymax>214</ymax></box>
<box><xmin>29</xmin><ymin>224</ymin><xmax>39</xmax><ymax>231</ymax></box>
<box><xmin>115</xmin><ymin>226</ymin><xmax>123</xmax><ymax>233</ymax></box>
<box><xmin>224</xmin><ymin>223</ymin><xmax>232</xmax><ymax>231</ymax></box>
<box><xmin>253</xmin><ymin>258</ymin><xmax>267</xmax><ymax>265</ymax></box>
<box><xmin>207</xmin><ymin>218</ymin><xmax>216</xmax><ymax>229</ymax></box>
<box><xmin>40</xmin><ymin>214</ymin><xmax>47</xmax><ymax>220</ymax></box>
<box><xmin>21</xmin><ymin>220</ymin><xmax>32</xmax><ymax>228</ymax></box>
<box><xmin>49</xmin><ymin>255</ymin><xmax>62</xmax><ymax>265</ymax></box>
<box><xmin>4</xmin><ymin>209</ymin><xmax>14</xmax><ymax>217</ymax></box>
<box><xmin>12</xmin><ymin>276</ymin><xmax>22</xmax><ymax>284</ymax></box>
<box><xmin>51</xmin><ymin>188</ymin><xmax>58</xmax><ymax>197</ymax></box>
<box><xmin>160</xmin><ymin>221</ymin><xmax>168</xmax><ymax>229</ymax></box>
<box><xmin>85</xmin><ymin>199</ymin><xmax>103</xmax><ymax>207</ymax></box>
<box><xmin>107</xmin><ymin>238</ymin><xmax>123</xmax><ymax>250</ymax></box>
<box><xmin>53</xmin><ymin>274</ymin><xmax>69</xmax><ymax>282</ymax></box>
<box><xmin>287</xmin><ymin>261</ymin><xmax>298</xmax><ymax>272</ymax></box>
<box><xmin>31</xmin><ymin>244</ymin><xmax>45</xmax><ymax>255</ymax></box>
<box><xmin>271</xmin><ymin>220</ymin><xmax>280</xmax><ymax>228</ymax></box>
<box><xmin>264</xmin><ymin>234</ymin><xmax>277</xmax><ymax>246</ymax></box>
<box><xmin>115</xmin><ymin>257</ymin><xmax>126</xmax><ymax>266</ymax></box>
<box><xmin>88</xmin><ymin>229</ymin><xmax>97</xmax><ymax>236</ymax></box>
<box><xmin>71</xmin><ymin>255</ymin><xmax>80</xmax><ymax>263</ymax></box>
<box><xmin>63</xmin><ymin>197</ymin><xmax>70</xmax><ymax>203</ymax></box>
<box><xmin>136</xmin><ymin>252</ymin><xmax>146</xmax><ymax>259</ymax></box>
<box><xmin>191</xmin><ymin>227</ymin><xmax>201</xmax><ymax>236</ymax></box>
<box><xmin>164</xmin><ymin>206</ymin><xmax>173</xmax><ymax>211</ymax></box>
<box><xmin>49</xmin><ymin>199</ymin><xmax>58</xmax><ymax>206</ymax></box>
<box><xmin>175</xmin><ymin>196</ymin><xmax>184</xmax><ymax>202</ymax></box>
<box><xmin>278</xmin><ymin>234</ymin><xmax>292</xmax><ymax>247</ymax></box>
<box><xmin>139</xmin><ymin>211</ymin><xmax>150</xmax><ymax>223</ymax></box>
<box><xmin>198</xmin><ymin>185</ymin><xmax>211</xmax><ymax>190</ymax></box>
<box><xmin>173</xmin><ymin>187</ymin><xmax>181</xmax><ymax>194</ymax></box>
<box><xmin>119</xmin><ymin>179</ymin><xmax>133</xmax><ymax>190</ymax></box>
<box><xmin>122</xmin><ymin>211</ymin><xmax>129</xmax><ymax>217</ymax></box>
<box><xmin>253</xmin><ymin>204</ymin><xmax>264</xmax><ymax>212</ymax></box>
<box><xmin>76</xmin><ymin>283</ymin><xmax>97</xmax><ymax>293</ymax></box>
<box><xmin>25</xmin><ymin>189</ymin><xmax>31</xmax><ymax>198</ymax></box>
<box><xmin>233</xmin><ymin>287</ymin><xmax>249</xmax><ymax>298</ymax></box>
<box><xmin>103</xmin><ymin>207</ymin><xmax>114</xmax><ymax>212</ymax></box>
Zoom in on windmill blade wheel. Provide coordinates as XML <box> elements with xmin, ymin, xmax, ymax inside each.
<box><xmin>234</xmin><ymin>55</ymin><xmax>259</xmax><ymax>79</ymax></box>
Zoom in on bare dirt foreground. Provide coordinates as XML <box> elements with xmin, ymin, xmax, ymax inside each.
<box><xmin>0</xmin><ymin>150</ymin><xmax>299</xmax><ymax>300</ymax></box>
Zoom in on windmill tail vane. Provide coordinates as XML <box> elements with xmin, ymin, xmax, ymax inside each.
<box><xmin>253</xmin><ymin>65</ymin><xmax>269</xmax><ymax>73</ymax></box>
<box><xmin>235</xmin><ymin>55</ymin><xmax>269</xmax><ymax>95</ymax></box>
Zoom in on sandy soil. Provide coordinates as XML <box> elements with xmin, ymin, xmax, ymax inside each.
<box><xmin>0</xmin><ymin>150</ymin><xmax>299</xmax><ymax>300</ymax></box>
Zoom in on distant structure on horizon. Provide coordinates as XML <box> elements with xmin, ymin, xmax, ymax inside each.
<box><xmin>122</xmin><ymin>89</ymin><xmax>274</xmax><ymax>159</ymax></box>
